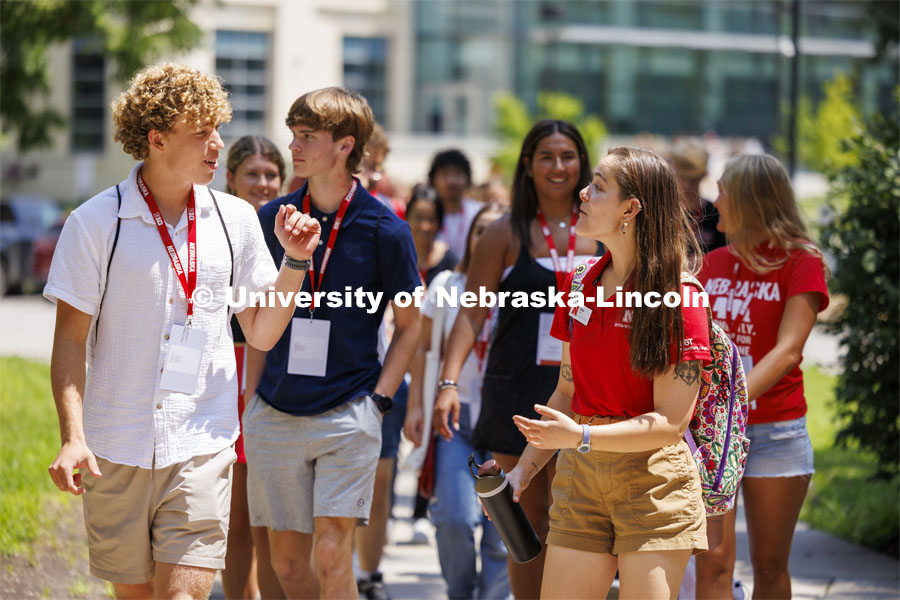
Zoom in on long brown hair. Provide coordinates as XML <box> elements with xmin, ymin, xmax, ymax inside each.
<box><xmin>225</xmin><ymin>135</ymin><xmax>286</xmax><ymax>195</ymax></box>
<box><xmin>606</xmin><ymin>147</ymin><xmax>701</xmax><ymax>377</ymax></box>
<box><xmin>720</xmin><ymin>154</ymin><xmax>828</xmax><ymax>275</ymax></box>
<box><xmin>511</xmin><ymin>120</ymin><xmax>591</xmax><ymax>249</ymax></box>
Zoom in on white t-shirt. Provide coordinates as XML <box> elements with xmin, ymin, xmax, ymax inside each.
<box><xmin>421</xmin><ymin>270</ymin><xmax>495</xmax><ymax>428</ymax></box>
<box><xmin>44</xmin><ymin>162</ymin><xmax>279</xmax><ymax>468</ymax></box>
<box><xmin>437</xmin><ymin>197</ymin><xmax>481</xmax><ymax>260</ymax></box>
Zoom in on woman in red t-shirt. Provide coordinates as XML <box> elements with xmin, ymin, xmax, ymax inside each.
<box><xmin>508</xmin><ymin>147</ymin><xmax>712</xmax><ymax>598</ymax></box>
<box><xmin>695</xmin><ymin>154</ymin><xmax>829</xmax><ymax>599</ymax></box>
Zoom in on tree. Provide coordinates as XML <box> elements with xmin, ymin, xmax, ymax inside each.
<box><xmin>1</xmin><ymin>0</ymin><xmax>203</xmax><ymax>153</ymax></box>
<box><xmin>773</xmin><ymin>73</ymin><xmax>862</xmax><ymax>173</ymax></box>
<box><xmin>821</xmin><ymin>107</ymin><xmax>900</xmax><ymax>477</ymax></box>
<box><xmin>492</xmin><ymin>91</ymin><xmax>607</xmax><ymax>178</ymax></box>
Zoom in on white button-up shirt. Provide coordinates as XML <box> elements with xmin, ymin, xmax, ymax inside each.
<box><xmin>44</xmin><ymin>163</ymin><xmax>278</xmax><ymax>468</ymax></box>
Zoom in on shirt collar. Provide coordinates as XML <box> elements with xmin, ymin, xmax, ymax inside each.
<box><xmin>117</xmin><ymin>162</ymin><xmax>216</xmax><ymax>229</ymax></box>
<box><xmin>291</xmin><ymin>177</ymin><xmax>370</xmax><ymax>230</ymax></box>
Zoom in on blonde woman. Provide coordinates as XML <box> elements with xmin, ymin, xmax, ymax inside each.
<box><xmin>697</xmin><ymin>154</ymin><xmax>829</xmax><ymax>599</ymax></box>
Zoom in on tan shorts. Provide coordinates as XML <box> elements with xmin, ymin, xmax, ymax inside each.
<box><xmin>547</xmin><ymin>419</ymin><xmax>707</xmax><ymax>556</ymax></box>
<box><xmin>81</xmin><ymin>446</ymin><xmax>236</xmax><ymax>584</ymax></box>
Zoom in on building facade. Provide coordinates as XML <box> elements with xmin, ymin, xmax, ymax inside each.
<box><xmin>2</xmin><ymin>0</ymin><xmax>896</xmax><ymax>204</ymax></box>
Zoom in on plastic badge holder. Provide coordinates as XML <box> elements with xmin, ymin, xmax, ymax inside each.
<box><xmin>468</xmin><ymin>454</ymin><xmax>542</xmax><ymax>563</ymax></box>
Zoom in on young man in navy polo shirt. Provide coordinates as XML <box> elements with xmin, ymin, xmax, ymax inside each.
<box><xmin>243</xmin><ymin>87</ymin><xmax>420</xmax><ymax>599</ymax></box>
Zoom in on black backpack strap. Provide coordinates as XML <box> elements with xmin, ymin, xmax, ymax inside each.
<box><xmin>95</xmin><ymin>185</ymin><xmax>123</xmax><ymax>342</ymax></box>
<box><xmin>208</xmin><ymin>188</ymin><xmax>234</xmax><ymax>288</ymax></box>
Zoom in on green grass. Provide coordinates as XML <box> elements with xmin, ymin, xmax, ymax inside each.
<box><xmin>0</xmin><ymin>357</ymin><xmax>68</xmax><ymax>555</ymax></box>
<box><xmin>801</xmin><ymin>366</ymin><xmax>900</xmax><ymax>556</ymax></box>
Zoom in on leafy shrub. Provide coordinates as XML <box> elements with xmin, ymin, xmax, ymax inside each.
<box><xmin>821</xmin><ymin>110</ymin><xmax>900</xmax><ymax>477</ymax></box>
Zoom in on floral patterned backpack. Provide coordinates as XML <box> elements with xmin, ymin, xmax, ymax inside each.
<box><xmin>681</xmin><ymin>273</ymin><xmax>750</xmax><ymax>515</ymax></box>
<box><xmin>568</xmin><ymin>261</ymin><xmax>749</xmax><ymax>515</ymax></box>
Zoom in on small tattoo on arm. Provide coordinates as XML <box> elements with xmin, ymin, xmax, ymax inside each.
<box><xmin>561</xmin><ymin>364</ymin><xmax>573</xmax><ymax>382</ymax></box>
<box><xmin>674</xmin><ymin>360</ymin><xmax>701</xmax><ymax>386</ymax></box>
<box><xmin>530</xmin><ymin>461</ymin><xmax>539</xmax><ymax>474</ymax></box>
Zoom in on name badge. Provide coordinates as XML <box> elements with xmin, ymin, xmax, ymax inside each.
<box><xmin>536</xmin><ymin>312</ymin><xmax>563</xmax><ymax>366</ymax></box>
<box><xmin>287</xmin><ymin>318</ymin><xmax>330</xmax><ymax>377</ymax></box>
<box><xmin>160</xmin><ymin>324</ymin><xmax>207</xmax><ymax>394</ymax></box>
<box><xmin>569</xmin><ymin>305</ymin><xmax>591</xmax><ymax>326</ymax></box>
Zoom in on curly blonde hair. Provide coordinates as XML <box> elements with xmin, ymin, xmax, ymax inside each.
<box><xmin>112</xmin><ymin>63</ymin><xmax>232</xmax><ymax>160</ymax></box>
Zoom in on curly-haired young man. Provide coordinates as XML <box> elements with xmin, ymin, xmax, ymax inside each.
<box><xmin>44</xmin><ymin>63</ymin><xmax>321</xmax><ymax>599</ymax></box>
<box><xmin>241</xmin><ymin>87</ymin><xmax>421</xmax><ymax>599</ymax></box>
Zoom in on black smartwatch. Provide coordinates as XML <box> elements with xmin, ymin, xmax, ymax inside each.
<box><xmin>370</xmin><ymin>393</ymin><xmax>393</xmax><ymax>415</ymax></box>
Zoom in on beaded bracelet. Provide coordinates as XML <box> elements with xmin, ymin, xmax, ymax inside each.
<box><xmin>437</xmin><ymin>379</ymin><xmax>458</xmax><ymax>391</ymax></box>
<box><xmin>283</xmin><ymin>255</ymin><xmax>311</xmax><ymax>271</ymax></box>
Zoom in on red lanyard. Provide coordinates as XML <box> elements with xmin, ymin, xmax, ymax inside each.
<box><xmin>138</xmin><ymin>170</ymin><xmax>197</xmax><ymax>320</ymax></box>
<box><xmin>535</xmin><ymin>205</ymin><xmax>579</xmax><ymax>290</ymax></box>
<box><xmin>303</xmin><ymin>178</ymin><xmax>358</xmax><ymax>316</ymax></box>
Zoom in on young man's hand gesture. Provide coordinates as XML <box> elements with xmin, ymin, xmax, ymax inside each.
<box><xmin>275</xmin><ymin>204</ymin><xmax>321</xmax><ymax>260</ymax></box>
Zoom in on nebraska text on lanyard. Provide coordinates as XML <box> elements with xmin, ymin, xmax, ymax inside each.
<box><xmin>138</xmin><ymin>170</ymin><xmax>198</xmax><ymax>324</ymax></box>
<box><xmin>535</xmin><ymin>205</ymin><xmax>579</xmax><ymax>291</ymax></box>
<box><xmin>303</xmin><ymin>178</ymin><xmax>358</xmax><ymax>318</ymax></box>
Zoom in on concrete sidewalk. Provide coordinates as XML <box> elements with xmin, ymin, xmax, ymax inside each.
<box><xmin>2</xmin><ymin>296</ymin><xmax>895</xmax><ymax>598</ymax></box>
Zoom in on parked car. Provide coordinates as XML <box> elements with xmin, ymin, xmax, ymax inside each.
<box><xmin>0</xmin><ymin>196</ymin><xmax>62</xmax><ymax>295</ymax></box>
<box><xmin>32</xmin><ymin>218</ymin><xmax>65</xmax><ymax>288</ymax></box>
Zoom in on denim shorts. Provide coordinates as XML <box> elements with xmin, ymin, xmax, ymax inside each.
<box><xmin>744</xmin><ymin>416</ymin><xmax>814</xmax><ymax>478</ymax></box>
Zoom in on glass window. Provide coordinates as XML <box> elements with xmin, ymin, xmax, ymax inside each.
<box><xmin>721</xmin><ymin>77</ymin><xmax>778</xmax><ymax>139</ymax></box>
<box><xmin>215</xmin><ymin>30</ymin><xmax>270</xmax><ymax>140</ymax></box>
<box><xmin>70</xmin><ymin>39</ymin><xmax>105</xmax><ymax>152</ymax></box>
<box><xmin>343</xmin><ymin>37</ymin><xmax>388</xmax><ymax>127</ymax></box>
<box><xmin>636</xmin><ymin>1</ymin><xmax>704</xmax><ymax>30</ymax></box>
<box><xmin>635</xmin><ymin>73</ymin><xmax>701</xmax><ymax>134</ymax></box>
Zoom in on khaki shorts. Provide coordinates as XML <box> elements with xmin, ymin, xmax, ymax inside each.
<box><xmin>547</xmin><ymin>419</ymin><xmax>707</xmax><ymax>556</ymax></box>
<box><xmin>81</xmin><ymin>446</ymin><xmax>236</xmax><ymax>584</ymax></box>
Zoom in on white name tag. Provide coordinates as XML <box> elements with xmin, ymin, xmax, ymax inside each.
<box><xmin>160</xmin><ymin>324</ymin><xmax>206</xmax><ymax>394</ymax></box>
<box><xmin>569</xmin><ymin>304</ymin><xmax>592</xmax><ymax>326</ymax></box>
<box><xmin>287</xmin><ymin>318</ymin><xmax>330</xmax><ymax>377</ymax></box>
<box><xmin>536</xmin><ymin>312</ymin><xmax>563</xmax><ymax>366</ymax></box>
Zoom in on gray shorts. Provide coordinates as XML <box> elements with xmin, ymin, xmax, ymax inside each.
<box><xmin>243</xmin><ymin>393</ymin><xmax>382</xmax><ymax>534</ymax></box>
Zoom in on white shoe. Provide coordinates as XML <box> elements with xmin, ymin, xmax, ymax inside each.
<box><xmin>733</xmin><ymin>579</ymin><xmax>747</xmax><ymax>600</ymax></box>
<box><xmin>410</xmin><ymin>518</ymin><xmax>430</xmax><ymax>545</ymax></box>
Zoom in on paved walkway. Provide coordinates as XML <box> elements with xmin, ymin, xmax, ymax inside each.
<box><xmin>3</xmin><ymin>295</ymin><xmax>896</xmax><ymax>598</ymax></box>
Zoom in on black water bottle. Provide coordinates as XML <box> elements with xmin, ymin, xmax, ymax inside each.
<box><xmin>468</xmin><ymin>454</ymin><xmax>542</xmax><ymax>563</ymax></box>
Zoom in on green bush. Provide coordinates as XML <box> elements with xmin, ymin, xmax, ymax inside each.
<box><xmin>821</xmin><ymin>111</ymin><xmax>900</xmax><ymax>477</ymax></box>
<box><xmin>772</xmin><ymin>73</ymin><xmax>862</xmax><ymax>173</ymax></box>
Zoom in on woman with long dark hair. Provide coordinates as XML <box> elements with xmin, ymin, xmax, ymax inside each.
<box><xmin>508</xmin><ymin>147</ymin><xmax>711</xmax><ymax>598</ymax></box>
<box><xmin>435</xmin><ymin>120</ymin><xmax>595</xmax><ymax>598</ymax></box>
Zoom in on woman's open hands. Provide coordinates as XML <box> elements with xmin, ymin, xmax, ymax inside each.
<box><xmin>513</xmin><ymin>404</ymin><xmax>582</xmax><ymax>450</ymax></box>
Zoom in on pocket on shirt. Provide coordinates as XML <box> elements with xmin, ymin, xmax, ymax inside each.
<box><xmin>196</xmin><ymin>258</ymin><xmax>232</xmax><ymax>313</ymax></box>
